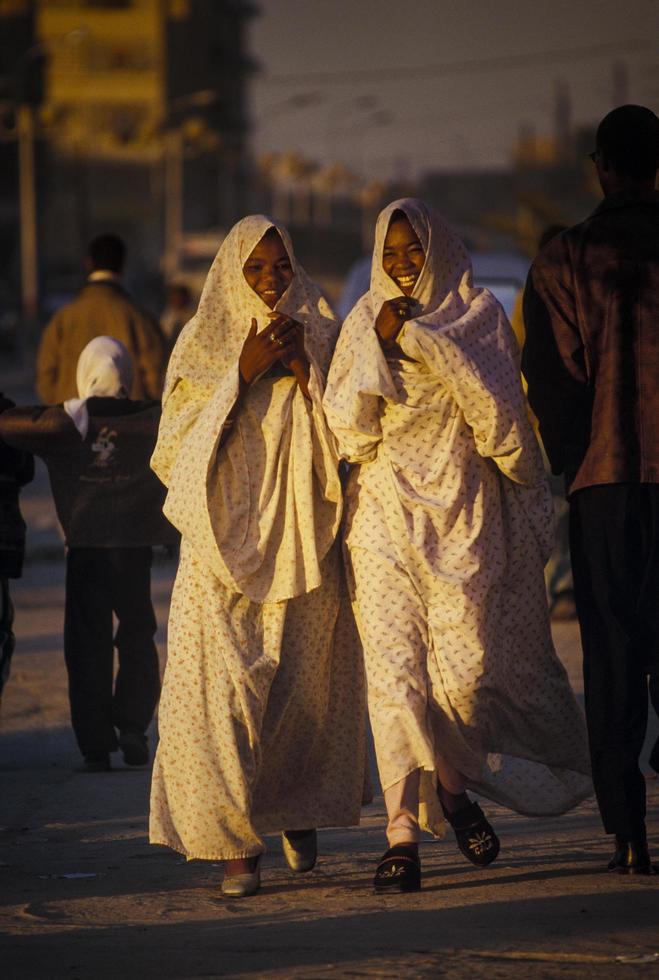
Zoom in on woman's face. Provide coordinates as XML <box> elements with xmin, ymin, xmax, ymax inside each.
<box><xmin>382</xmin><ymin>215</ymin><xmax>426</xmax><ymax>296</ymax></box>
<box><xmin>243</xmin><ymin>228</ymin><xmax>294</xmax><ymax>309</ymax></box>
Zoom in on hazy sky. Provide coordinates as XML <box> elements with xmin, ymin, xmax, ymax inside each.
<box><xmin>248</xmin><ymin>0</ymin><xmax>658</xmax><ymax>179</ymax></box>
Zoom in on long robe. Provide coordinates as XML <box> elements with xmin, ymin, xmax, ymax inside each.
<box><xmin>323</xmin><ymin>198</ymin><xmax>592</xmax><ymax>828</ymax></box>
<box><xmin>149</xmin><ymin>216</ymin><xmax>366</xmax><ymax>860</ymax></box>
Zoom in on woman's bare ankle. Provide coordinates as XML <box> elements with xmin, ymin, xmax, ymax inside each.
<box><xmin>438</xmin><ymin>786</ymin><xmax>470</xmax><ymax>814</ymax></box>
<box><xmin>225</xmin><ymin>856</ymin><xmax>259</xmax><ymax>876</ymax></box>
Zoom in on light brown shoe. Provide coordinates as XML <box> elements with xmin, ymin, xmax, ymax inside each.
<box><xmin>221</xmin><ymin>856</ymin><xmax>261</xmax><ymax>897</ymax></box>
<box><xmin>282</xmin><ymin>829</ymin><xmax>317</xmax><ymax>873</ymax></box>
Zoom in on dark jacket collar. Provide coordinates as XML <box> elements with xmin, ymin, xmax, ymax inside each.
<box><xmin>590</xmin><ymin>187</ymin><xmax>659</xmax><ymax>219</ymax></box>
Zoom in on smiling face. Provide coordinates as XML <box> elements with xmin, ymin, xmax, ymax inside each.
<box><xmin>382</xmin><ymin>213</ymin><xmax>426</xmax><ymax>296</ymax></box>
<box><xmin>242</xmin><ymin>228</ymin><xmax>294</xmax><ymax>308</ymax></box>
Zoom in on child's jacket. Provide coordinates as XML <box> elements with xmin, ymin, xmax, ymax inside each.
<box><xmin>0</xmin><ymin>398</ymin><xmax>174</xmax><ymax>548</ymax></box>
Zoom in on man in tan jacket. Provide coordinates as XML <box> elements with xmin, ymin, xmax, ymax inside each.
<box><xmin>36</xmin><ymin>234</ymin><xmax>165</xmax><ymax>403</ymax></box>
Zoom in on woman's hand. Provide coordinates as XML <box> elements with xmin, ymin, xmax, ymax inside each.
<box><xmin>375</xmin><ymin>297</ymin><xmax>417</xmax><ymax>349</ymax></box>
<box><xmin>269</xmin><ymin>313</ymin><xmax>312</xmax><ymax>399</ymax></box>
<box><xmin>238</xmin><ymin>317</ymin><xmax>297</xmax><ymax>385</ymax></box>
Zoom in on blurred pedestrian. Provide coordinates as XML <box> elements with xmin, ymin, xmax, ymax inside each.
<box><xmin>0</xmin><ymin>393</ymin><xmax>34</xmax><ymax>702</ymax></box>
<box><xmin>523</xmin><ymin>104</ymin><xmax>659</xmax><ymax>875</ymax></box>
<box><xmin>0</xmin><ymin>337</ymin><xmax>175</xmax><ymax>770</ymax></box>
<box><xmin>160</xmin><ymin>282</ymin><xmax>195</xmax><ymax>356</ymax></box>
<box><xmin>324</xmin><ymin>198</ymin><xmax>591</xmax><ymax>894</ymax></box>
<box><xmin>149</xmin><ymin>215</ymin><xmax>366</xmax><ymax>898</ymax></box>
<box><xmin>36</xmin><ymin>234</ymin><xmax>165</xmax><ymax>403</ymax></box>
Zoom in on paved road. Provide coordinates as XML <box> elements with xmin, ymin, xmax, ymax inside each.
<box><xmin>1</xmin><ymin>357</ymin><xmax>658</xmax><ymax>978</ymax></box>
<box><xmin>1</xmin><ymin>557</ymin><xmax>658</xmax><ymax>980</ymax></box>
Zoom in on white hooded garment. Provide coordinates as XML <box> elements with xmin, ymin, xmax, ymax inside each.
<box><xmin>64</xmin><ymin>335</ymin><xmax>133</xmax><ymax>438</ymax></box>
<box><xmin>323</xmin><ymin>198</ymin><xmax>591</xmax><ymax>822</ymax></box>
<box><xmin>149</xmin><ymin>216</ymin><xmax>366</xmax><ymax>860</ymax></box>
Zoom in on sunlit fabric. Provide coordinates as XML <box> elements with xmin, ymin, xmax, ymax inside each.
<box><xmin>324</xmin><ymin>198</ymin><xmax>592</xmax><ymax>828</ymax></box>
<box><xmin>149</xmin><ymin>215</ymin><xmax>366</xmax><ymax>860</ymax></box>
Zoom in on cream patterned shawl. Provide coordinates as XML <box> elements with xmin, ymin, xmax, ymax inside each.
<box><xmin>152</xmin><ymin>215</ymin><xmax>342</xmax><ymax>602</ymax></box>
<box><xmin>324</xmin><ymin>197</ymin><xmax>553</xmax><ymax>557</ymax></box>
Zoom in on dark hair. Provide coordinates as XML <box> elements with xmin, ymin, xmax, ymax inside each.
<box><xmin>87</xmin><ymin>233</ymin><xmax>126</xmax><ymax>273</ymax></box>
<box><xmin>596</xmin><ymin>105</ymin><xmax>659</xmax><ymax>179</ymax></box>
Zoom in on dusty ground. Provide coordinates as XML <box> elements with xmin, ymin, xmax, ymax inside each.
<box><xmin>0</xmin><ymin>362</ymin><xmax>658</xmax><ymax>979</ymax></box>
<box><xmin>1</xmin><ymin>557</ymin><xmax>658</xmax><ymax>980</ymax></box>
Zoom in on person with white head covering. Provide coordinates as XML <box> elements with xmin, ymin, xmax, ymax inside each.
<box><xmin>0</xmin><ymin>336</ymin><xmax>174</xmax><ymax>771</ymax></box>
<box><xmin>63</xmin><ymin>334</ymin><xmax>134</xmax><ymax>437</ymax></box>
<box><xmin>149</xmin><ymin>215</ymin><xmax>366</xmax><ymax>898</ymax></box>
<box><xmin>323</xmin><ymin>198</ymin><xmax>592</xmax><ymax>893</ymax></box>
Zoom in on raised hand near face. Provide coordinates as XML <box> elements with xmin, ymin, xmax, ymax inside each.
<box><xmin>375</xmin><ymin>296</ymin><xmax>418</xmax><ymax>350</ymax></box>
<box><xmin>268</xmin><ymin>312</ymin><xmax>311</xmax><ymax>399</ymax></box>
<box><xmin>238</xmin><ymin>316</ymin><xmax>297</xmax><ymax>385</ymax></box>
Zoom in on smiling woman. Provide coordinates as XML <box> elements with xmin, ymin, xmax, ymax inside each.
<box><xmin>241</xmin><ymin>227</ymin><xmax>294</xmax><ymax>303</ymax></box>
<box><xmin>324</xmin><ymin>196</ymin><xmax>592</xmax><ymax>894</ymax></box>
<box><xmin>381</xmin><ymin>211</ymin><xmax>426</xmax><ymax>295</ymax></box>
<box><xmin>149</xmin><ymin>214</ymin><xmax>366</xmax><ymax>899</ymax></box>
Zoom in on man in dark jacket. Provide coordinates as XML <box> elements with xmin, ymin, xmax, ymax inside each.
<box><xmin>0</xmin><ymin>338</ymin><xmax>175</xmax><ymax>771</ymax></box>
<box><xmin>522</xmin><ymin>105</ymin><xmax>659</xmax><ymax>875</ymax></box>
<box><xmin>0</xmin><ymin>394</ymin><xmax>34</xmax><ymax>702</ymax></box>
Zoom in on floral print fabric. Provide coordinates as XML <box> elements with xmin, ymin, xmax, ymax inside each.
<box><xmin>324</xmin><ymin>198</ymin><xmax>592</xmax><ymax>827</ymax></box>
<box><xmin>149</xmin><ymin>217</ymin><xmax>366</xmax><ymax>859</ymax></box>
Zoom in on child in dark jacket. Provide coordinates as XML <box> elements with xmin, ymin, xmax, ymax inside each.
<box><xmin>0</xmin><ymin>393</ymin><xmax>34</xmax><ymax>702</ymax></box>
<box><xmin>0</xmin><ymin>337</ymin><xmax>175</xmax><ymax>770</ymax></box>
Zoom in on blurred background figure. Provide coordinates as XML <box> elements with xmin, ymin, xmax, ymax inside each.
<box><xmin>160</xmin><ymin>282</ymin><xmax>195</xmax><ymax>356</ymax></box>
<box><xmin>0</xmin><ymin>392</ymin><xmax>33</xmax><ymax>704</ymax></box>
<box><xmin>0</xmin><ymin>337</ymin><xmax>176</xmax><ymax>771</ymax></box>
<box><xmin>35</xmin><ymin>234</ymin><xmax>165</xmax><ymax>404</ymax></box>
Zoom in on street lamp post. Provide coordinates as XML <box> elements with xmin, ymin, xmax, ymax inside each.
<box><xmin>163</xmin><ymin>127</ymin><xmax>184</xmax><ymax>280</ymax></box>
<box><xmin>17</xmin><ymin>101</ymin><xmax>38</xmax><ymax>322</ymax></box>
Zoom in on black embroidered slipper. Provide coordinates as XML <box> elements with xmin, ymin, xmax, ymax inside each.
<box><xmin>442</xmin><ymin>800</ymin><xmax>500</xmax><ymax>867</ymax></box>
<box><xmin>373</xmin><ymin>844</ymin><xmax>421</xmax><ymax>893</ymax></box>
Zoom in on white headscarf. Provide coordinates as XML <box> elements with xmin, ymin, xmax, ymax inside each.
<box><xmin>370</xmin><ymin>197</ymin><xmax>474</xmax><ymax>318</ymax></box>
<box><xmin>325</xmin><ymin>198</ymin><xmax>546</xmax><ymax>483</ymax></box>
<box><xmin>153</xmin><ymin>214</ymin><xmax>338</xmax><ymax>480</ymax></box>
<box><xmin>152</xmin><ymin>214</ymin><xmax>342</xmax><ymax>601</ymax></box>
<box><xmin>63</xmin><ymin>335</ymin><xmax>133</xmax><ymax>438</ymax></box>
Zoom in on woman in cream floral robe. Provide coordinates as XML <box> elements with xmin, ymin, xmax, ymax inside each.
<box><xmin>149</xmin><ymin>216</ymin><xmax>365</xmax><ymax>893</ymax></box>
<box><xmin>323</xmin><ymin>198</ymin><xmax>591</xmax><ymax>891</ymax></box>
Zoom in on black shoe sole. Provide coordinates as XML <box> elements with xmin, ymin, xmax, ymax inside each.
<box><xmin>373</xmin><ymin>881</ymin><xmax>421</xmax><ymax>894</ymax></box>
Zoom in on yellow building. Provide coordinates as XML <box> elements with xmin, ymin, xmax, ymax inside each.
<box><xmin>6</xmin><ymin>0</ymin><xmax>257</xmax><ymax>309</ymax></box>
<box><xmin>37</xmin><ymin>0</ymin><xmax>166</xmax><ymax>162</ymax></box>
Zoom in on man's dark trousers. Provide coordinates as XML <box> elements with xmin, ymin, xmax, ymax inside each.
<box><xmin>64</xmin><ymin>547</ymin><xmax>160</xmax><ymax>758</ymax></box>
<box><xmin>570</xmin><ymin>484</ymin><xmax>659</xmax><ymax>838</ymax></box>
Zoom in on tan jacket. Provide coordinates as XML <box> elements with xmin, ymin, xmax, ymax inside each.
<box><xmin>522</xmin><ymin>189</ymin><xmax>659</xmax><ymax>495</ymax></box>
<box><xmin>36</xmin><ymin>281</ymin><xmax>165</xmax><ymax>403</ymax></box>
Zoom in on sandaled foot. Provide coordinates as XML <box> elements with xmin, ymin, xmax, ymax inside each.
<box><xmin>442</xmin><ymin>799</ymin><xmax>500</xmax><ymax>867</ymax></box>
<box><xmin>282</xmin><ymin>829</ymin><xmax>317</xmax><ymax>873</ymax></box>
<box><xmin>221</xmin><ymin>855</ymin><xmax>261</xmax><ymax>897</ymax></box>
<box><xmin>373</xmin><ymin>843</ymin><xmax>421</xmax><ymax>893</ymax></box>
